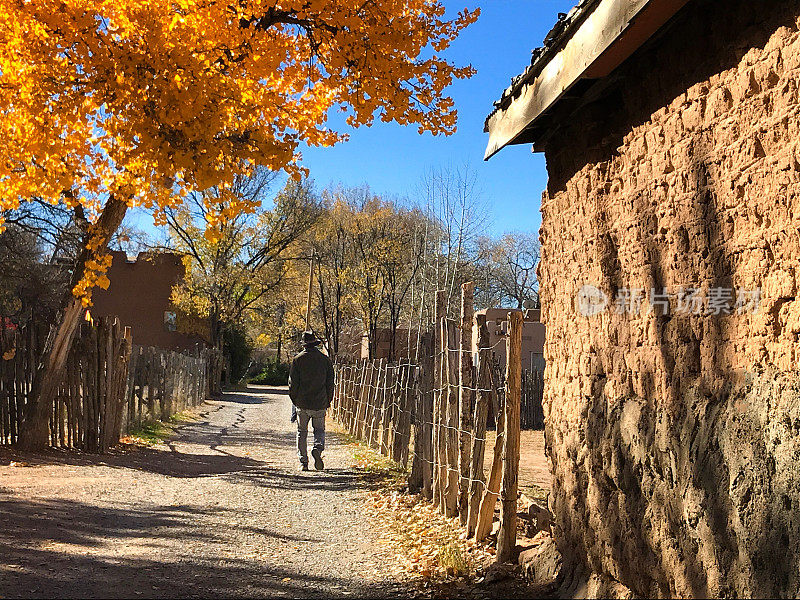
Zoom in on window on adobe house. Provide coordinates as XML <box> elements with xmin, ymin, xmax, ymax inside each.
<box><xmin>164</xmin><ymin>311</ymin><xmax>177</xmax><ymax>332</ymax></box>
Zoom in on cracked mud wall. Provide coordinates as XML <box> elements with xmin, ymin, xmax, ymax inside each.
<box><xmin>539</xmin><ymin>0</ymin><xmax>800</xmax><ymax>596</ymax></box>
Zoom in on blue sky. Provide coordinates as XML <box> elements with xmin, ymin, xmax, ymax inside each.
<box><xmin>132</xmin><ymin>1</ymin><xmax>576</xmax><ymax>239</ymax></box>
<box><xmin>297</xmin><ymin>0</ymin><xmax>576</xmax><ymax>237</ymax></box>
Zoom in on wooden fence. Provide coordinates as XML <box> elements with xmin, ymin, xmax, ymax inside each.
<box><xmin>0</xmin><ymin>322</ymin><xmax>44</xmax><ymax>448</ymax></box>
<box><xmin>332</xmin><ymin>359</ymin><xmax>416</xmax><ymax>467</ymax></box>
<box><xmin>486</xmin><ymin>362</ymin><xmax>543</xmax><ymax>432</ymax></box>
<box><xmin>0</xmin><ymin>317</ymin><xmax>213</xmax><ymax>451</ymax></box>
<box><xmin>331</xmin><ymin>284</ymin><xmax>543</xmax><ymax>560</ymax></box>
<box><xmin>521</xmin><ymin>368</ymin><xmax>544</xmax><ymax>430</ymax></box>
<box><xmin>125</xmin><ymin>344</ymin><xmax>213</xmax><ymax>429</ymax></box>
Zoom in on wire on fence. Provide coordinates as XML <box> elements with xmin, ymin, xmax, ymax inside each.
<box><xmin>329</xmin><ymin>334</ymin><xmax>544</xmax><ymax>532</ymax></box>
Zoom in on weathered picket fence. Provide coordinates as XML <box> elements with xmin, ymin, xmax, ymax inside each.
<box><xmin>0</xmin><ymin>318</ymin><xmax>213</xmax><ymax>451</ymax></box>
<box><xmin>332</xmin><ymin>284</ymin><xmax>541</xmax><ymax>561</ymax></box>
<box><xmin>125</xmin><ymin>344</ymin><xmax>212</xmax><ymax>429</ymax></box>
<box><xmin>0</xmin><ymin>322</ymin><xmax>39</xmax><ymax>447</ymax></box>
<box><xmin>332</xmin><ymin>359</ymin><xmax>416</xmax><ymax>467</ymax></box>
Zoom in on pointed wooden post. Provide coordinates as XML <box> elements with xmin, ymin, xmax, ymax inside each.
<box><xmin>409</xmin><ymin>330</ymin><xmax>434</xmax><ymax>498</ymax></box>
<box><xmin>421</xmin><ymin>331</ymin><xmax>434</xmax><ymax>498</ymax></box>
<box><xmin>342</xmin><ymin>363</ymin><xmax>352</xmax><ymax>425</ymax></box>
<box><xmin>432</xmin><ymin>290</ymin><xmax>446</xmax><ymax>509</ymax></box>
<box><xmin>475</xmin><ymin>367</ymin><xmax>504</xmax><ymax>542</ymax></box>
<box><xmin>398</xmin><ymin>364</ymin><xmax>414</xmax><ymax>467</ymax></box>
<box><xmin>356</xmin><ymin>360</ymin><xmax>369</xmax><ymax>436</ymax></box>
<box><xmin>339</xmin><ymin>364</ymin><xmax>348</xmax><ymax>426</ymax></box>
<box><xmin>467</xmin><ymin>313</ymin><xmax>491</xmax><ymax>537</ymax></box>
<box><xmin>458</xmin><ymin>281</ymin><xmax>475</xmax><ymax>524</ymax></box>
<box><xmin>444</xmin><ymin>318</ymin><xmax>459</xmax><ymax>517</ymax></box>
<box><xmin>331</xmin><ymin>360</ymin><xmax>339</xmax><ymax>417</ymax></box>
<box><xmin>380</xmin><ymin>362</ymin><xmax>394</xmax><ymax>454</ymax></box>
<box><xmin>347</xmin><ymin>364</ymin><xmax>358</xmax><ymax>430</ymax></box>
<box><xmin>368</xmin><ymin>359</ymin><xmax>385</xmax><ymax>448</ymax></box>
<box><xmin>497</xmin><ymin>311</ymin><xmax>522</xmax><ymax>563</ymax></box>
<box><xmin>366</xmin><ymin>360</ymin><xmax>376</xmax><ymax>444</ymax></box>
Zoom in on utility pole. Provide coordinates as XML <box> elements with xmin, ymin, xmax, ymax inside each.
<box><xmin>305</xmin><ymin>250</ymin><xmax>315</xmax><ymax>331</ymax></box>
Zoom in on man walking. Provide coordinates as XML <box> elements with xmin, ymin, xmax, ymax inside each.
<box><xmin>288</xmin><ymin>331</ymin><xmax>334</xmax><ymax>471</ymax></box>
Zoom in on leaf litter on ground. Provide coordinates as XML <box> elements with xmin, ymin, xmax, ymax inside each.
<box><xmin>330</xmin><ymin>421</ymin><xmax>495</xmax><ymax>589</ymax></box>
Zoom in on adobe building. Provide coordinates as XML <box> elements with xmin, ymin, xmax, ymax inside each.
<box><xmin>472</xmin><ymin>307</ymin><xmax>545</xmax><ymax>372</ymax></box>
<box><xmin>360</xmin><ymin>327</ymin><xmax>414</xmax><ymax>361</ymax></box>
<box><xmin>333</xmin><ymin>325</ymin><xmax>415</xmax><ymax>362</ymax></box>
<box><xmin>91</xmin><ymin>251</ymin><xmax>209</xmax><ymax>352</ymax></box>
<box><xmin>486</xmin><ymin>0</ymin><xmax>800</xmax><ymax>597</ymax></box>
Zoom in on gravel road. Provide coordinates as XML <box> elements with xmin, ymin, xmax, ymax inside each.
<box><xmin>0</xmin><ymin>386</ymin><xmax>409</xmax><ymax>599</ymax></box>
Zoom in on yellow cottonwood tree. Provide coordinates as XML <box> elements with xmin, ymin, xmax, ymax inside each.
<box><xmin>0</xmin><ymin>0</ymin><xmax>478</xmax><ymax>448</ymax></box>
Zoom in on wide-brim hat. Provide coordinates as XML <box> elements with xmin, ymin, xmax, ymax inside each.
<box><xmin>302</xmin><ymin>331</ymin><xmax>321</xmax><ymax>346</ymax></box>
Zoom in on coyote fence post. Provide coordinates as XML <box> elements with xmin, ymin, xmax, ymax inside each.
<box><xmin>497</xmin><ymin>311</ymin><xmax>522</xmax><ymax>562</ymax></box>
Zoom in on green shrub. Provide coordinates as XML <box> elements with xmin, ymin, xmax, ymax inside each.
<box><xmin>249</xmin><ymin>361</ymin><xmax>290</xmax><ymax>385</ymax></box>
<box><xmin>224</xmin><ymin>326</ymin><xmax>253</xmax><ymax>383</ymax></box>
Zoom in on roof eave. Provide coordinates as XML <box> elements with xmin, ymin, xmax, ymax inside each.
<box><xmin>484</xmin><ymin>0</ymin><xmax>692</xmax><ymax>160</ymax></box>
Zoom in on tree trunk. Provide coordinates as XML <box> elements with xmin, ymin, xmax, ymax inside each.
<box><xmin>332</xmin><ymin>307</ymin><xmax>340</xmax><ymax>357</ymax></box>
<box><xmin>208</xmin><ymin>308</ymin><xmax>224</xmax><ymax>392</ymax></box>
<box><xmin>388</xmin><ymin>310</ymin><xmax>399</xmax><ymax>363</ymax></box>
<box><xmin>210</xmin><ymin>307</ymin><xmax>221</xmax><ymax>349</ymax></box>
<box><xmin>368</xmin><ymin>322</ymin><xmax>377</xmax><ymax>360</ymax></box>
<box><xmin>17</xmin><ymin>196</ymin><xmax>128</xmax><ymax>450</ymax></box>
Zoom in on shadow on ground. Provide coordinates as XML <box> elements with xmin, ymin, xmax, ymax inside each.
<box><xmin>0</xmin><ymin>387</ymin><xmax>416</xmax><ymax>599</ymax></box>
<box><xmin>0</xmin><ymin>390</ymin><xmax>394</xmax><ymax>495</ymax></box>
<box><xmin>0</xmin><ymin>497</ymin><xmax>384</xmax><ymax>599</ymax></box>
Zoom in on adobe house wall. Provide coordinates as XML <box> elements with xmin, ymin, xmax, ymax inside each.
<box><xmin>91</xmin><ymin>251</ymin><xmax>206</xmax><ymax>352</ymax></box>
<box><xmin>359</xmin><ymin>327</ymin><xmax>414</xmax><ymax>361</ymax></box>
<box><xmin>472</xmin><ymin>308</ymin><xmax>545</xmax><ymax>371</ymax></box>
<box><xmin>539</xmin><ymin>0</ymin><xmax>800</xmax><ymax>596</ymax></box>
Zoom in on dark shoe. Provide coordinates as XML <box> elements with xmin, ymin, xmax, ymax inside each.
<box><xmin>311</xmin><ymin>448</ymin><xmax>324</xmax><ymax>471</ymax></box>
<box><xmin>300</xmin><ymin>463</ymin><xmax>309</xmax><ymax>472</ymax></box>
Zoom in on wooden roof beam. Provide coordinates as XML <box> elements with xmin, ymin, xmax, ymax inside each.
<box><xmin>484</xmin><ymin>0</ymin><xmax>690</xmax><ymax>159</ymax></box>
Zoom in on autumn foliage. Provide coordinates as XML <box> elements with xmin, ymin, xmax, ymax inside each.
<box><xmin>0</xmin><ymin>0</ymin><xmax>477</xmax><ymax>448</ymax></box>
<box><xmin>0</xmin><ymin>0</ymin><xmax>477</xmax><ymax>261</ymax></box>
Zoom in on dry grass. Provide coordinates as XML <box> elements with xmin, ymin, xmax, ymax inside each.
<box><xmin>121</xmin><ymin>408</ymin><xmax>202</xmax><ymax>446</ymax></box>
<box><xmin>363</xmin><ymin>487</ymin><xmax>496</xmax><ymax>582</ymax></box>
<box><xmin>437</xmin><ymin>542</ymin><xmax>469</xmax><ymax>577</ymax></box>
<box><xmin>330</xmin><ymin>419</ymin><xmax>495</xmax><ymax>583</ymax></box>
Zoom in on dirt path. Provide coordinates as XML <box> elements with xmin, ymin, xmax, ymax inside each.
<box><xmin>0</xmin><ymin>386</ymin><xmax>409</xmax><ymax>599</ymax></box>
<box><xmin>484</xmin><ymin>430</ymin><xmax>551</xmax><ymax>500</ymax></box>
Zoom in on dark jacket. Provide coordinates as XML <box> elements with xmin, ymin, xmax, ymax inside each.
<box><xmin>288</xmin><ymin>346</ymin><xmax>335</xmax><ymax>410</ymax></box>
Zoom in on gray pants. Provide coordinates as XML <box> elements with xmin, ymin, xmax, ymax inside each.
<box><xmin>296</xmin><ymin>408</ymin><xmax>326</xmax><ymax>464</ymax></box>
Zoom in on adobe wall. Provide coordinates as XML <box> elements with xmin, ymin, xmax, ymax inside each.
<box><xmin>472</xmin><ymin>309</ymin><xmax>545</xmax><ymax>371</ymax></box>
<box><xmin>91</xmin><ymin>251</ymin><xmax>206</xmax><ymax>352</ymax></box>
<box><xmin>539</xmin><ymin>0</ymin><xmax>800</xmax><ymax>596</ymax></box>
